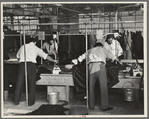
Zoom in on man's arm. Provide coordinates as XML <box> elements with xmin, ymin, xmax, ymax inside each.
<box><xmin>16</xmin><ymin>46</ymin><xmax>22</xmax><ymax>60</ymax></box>
<box><xmin>116</xmin><ymin>41</ymin><xmax>123</xmax><ymax>57</ymax></box>
<box><xmin>78</xmin><ymin>52</ymin><xmax>87</xmax><ymax>62</ymax></box>
<box><xmin>105</xmin><ymin>49</ymin><xmax>122</xmax><ymax>64</ymax></box>
<box><xmin>72</xmin><ymin>51</ymin><xmax>87</xmax><ymax>65</ymax></box>
<box><xmin>104</xmin><ymin>48</ymin><xmax>117</xmax><ymax>62</ymax></box>
<box><xmin>42</xmin><ymin>42</ymin><xmax>54</xmax><ymax>55</ymax></box>
<box><xmin>46</xmin><ymin>55</ymin><xmax>58</xmax><ymax>63</ymax></box>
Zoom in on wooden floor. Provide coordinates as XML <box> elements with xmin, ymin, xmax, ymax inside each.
<box><xmin>2</xmin><ymin>85</ymin><xmax>144</xmax><ymax>117</ymax></box>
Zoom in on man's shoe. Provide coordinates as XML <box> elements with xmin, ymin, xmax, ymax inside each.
<box><xmin>102</xmin><ymin>107</ymin><xmax>113</xmax><ymax>111</ymax></box>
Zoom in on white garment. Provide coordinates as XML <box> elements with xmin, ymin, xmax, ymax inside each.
<box><xmin>78</xmin><ymin>47</ymin><xmax>116</xmax><ymax>64</ymax></box>
<box><xmin>17</xmin><ymin>42</ymin><xmax>48</xmax><ymax>63</ymax></box>
<box><xmin>104</xmin><ymin>40</ymin><xmax>123</xmax><ymax>57</ymax></box>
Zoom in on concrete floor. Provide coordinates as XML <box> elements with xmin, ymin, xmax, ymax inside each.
<box><xmin>2</xmin><ymin>86</ymin><xmax>144</xmax><ymax>117</ymax></box>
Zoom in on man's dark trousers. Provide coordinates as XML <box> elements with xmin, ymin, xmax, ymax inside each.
<box><xmin>13</xmin><ymin>62</ymin><xmax>36</xmax><ymax>106</ymax></box>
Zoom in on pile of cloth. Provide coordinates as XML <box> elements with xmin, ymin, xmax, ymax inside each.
<box><xmin>24</xmin><ymin>104</ymin><xmax>69</xmax><ymax>115</ymax></box>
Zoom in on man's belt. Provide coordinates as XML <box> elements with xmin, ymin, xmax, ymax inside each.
<box><xmin>89</xmin><ymin>61</ymin><xmax>105</xmax><ymax>64</ymax></box>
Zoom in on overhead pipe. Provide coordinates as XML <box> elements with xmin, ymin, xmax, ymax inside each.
<box><xmin>3</xmin><ymin>6</ymin><xmax>50</xmax><ymax>16</ymax></box>
<box><xmin>3</xmin><ymin>20</ymin><xmax>143</xmax><ymax>26</ymax></box>
<box><xmin>52</xmin><ymin>4</ymin><xmax>92</xmax><ymax>18</ymax></box>
<box><xmin>115</xmin><ymin>3</ymin><xmax>143</xmax><ymax>30</ymax></box>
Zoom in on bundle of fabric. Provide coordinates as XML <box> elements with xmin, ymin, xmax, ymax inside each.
<box><xmin>36</xmin><ymin>64</ymin><xmax>52</xmax><ymax>81</ymax></box>
<box><xmin>72</xmin><ymin>63</ymin><xmax>86</xmax><ymax>94</ymax></box>
<box><xmin>131</xmin><ymin>31</ymin><xmax>143</xmax><ymax>59</ymax></box>
<box><xmin>24</xmin><ymin>104</ymin><xmax>69</xmax><ymax>115</ymax></box>
<box><xmin>72</xmin><ymin>61</ymin><xmax>122</xmax><ymax>99</ymax></box>
<box><xmin>106</xmin><ymin>62</ymin><xmax>121</xmax><ymax>89</ymax></box>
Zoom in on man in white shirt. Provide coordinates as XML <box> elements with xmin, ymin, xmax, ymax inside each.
<box><xmin>12</xmin><ymin>37</ymin><xmax>58</xmax><ymax>106</ymax></box>
<box><xmin>104</xmin><ymin>34</ymin><xmax>123</xmax><ymax>58</ymax></box>
<box><xmin>104</xmin><ymin>34</ymin><xmax>123</xmax><ymax>88</ymax></box>
<box><xmin>72</xmin><ymin>42</ymin><xmax>120</xmax><ymax>111</ymax></box>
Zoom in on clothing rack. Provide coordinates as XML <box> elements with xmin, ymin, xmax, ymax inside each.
<box><xmin>118</xmin><ymin>27</ymin><xmax>144</xmax><ymax>64</ymax></box>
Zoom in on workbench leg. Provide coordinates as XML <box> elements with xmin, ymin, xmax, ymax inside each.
<box><xmin>4</xmin><ymin>90</ymin><xmax>8</xmax><ymax>101</ymax></box>
<box><xmin>135</xmin><ymin>89</ymin><xmax>139</xmax><ymax>108</ymax></box>
<box><xmin>66</xmin><ymin>86</ymin><xmax>69</xmax><ymax>103</ymax></box>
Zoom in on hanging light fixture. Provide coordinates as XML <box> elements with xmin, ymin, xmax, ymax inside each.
<box><xmin>84</xmin><ymin>6</ymin><xmax>91</xmax><ymax>10</ymax></box>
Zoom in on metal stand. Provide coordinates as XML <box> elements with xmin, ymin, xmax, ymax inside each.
<box><xmin>85</xmin><ymin>23</ymin><xmax>89</xmax><ymax>109</ymax></box>
<box><xmin>23</xmin><ymin>25</ymin><xmax>28</xmax><ymax>107</ymax></box>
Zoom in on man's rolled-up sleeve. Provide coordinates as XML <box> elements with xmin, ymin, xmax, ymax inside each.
<box><xmin>78</xmin><ymin>52</ymin><xmax>86</xmax><ymax>62</ymax></box>
<box><xmin>38</xmin><ymin>48</ymin><xmax>48</xmax><ymax>60</ymax></box>
<box><xmin>104</xmin><ymin>49</ymin><xmax>116</xmax><ymax>61</ymax></box>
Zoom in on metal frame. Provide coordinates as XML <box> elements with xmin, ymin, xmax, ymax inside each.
<box><xmin>23</xmin><ymin>25</ymin><xmax>28</xmax><ymax>106</ymax></box>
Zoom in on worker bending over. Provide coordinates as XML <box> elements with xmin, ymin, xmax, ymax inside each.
<box><xmin>104</xmin><ymin>34</ymin><xmax>123</xmax><ymax>88</ymax></box>
<box><xmin>72</xmin><ymin>42</ymin><xmax>120</xmax><ymax>111</ymax></box>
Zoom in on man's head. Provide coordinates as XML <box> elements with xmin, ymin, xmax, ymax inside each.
<box><xmin>52</xmin><ymin>31</ymin><xmax>58</xmax><ymax>39</ymax></box>
<box><xmin>49</xmin><ymin>39</ymin><xmax>54</xmax><ymax>45</ymax></box>
<box><xmin>30</xmin><ymin>37</ymin><xmax>38</xmax><ymax>43</ymax></box>
<box><xmin>95</xmin><ymin>42</ymin><xmax>103</xmax><ymax>47</ymax></box>
<box><xmin>106</xmin><ymin>34</ymin><xmax>114</xmax><ymax>44</ymax></box>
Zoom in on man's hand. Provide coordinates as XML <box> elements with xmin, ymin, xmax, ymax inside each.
<box><xmin>54</xmin><ymin>60</ymin><xmax>58</xmax><ymax>64</ymax></box>
<box><xmin>72</xmin><ymin>59</ymin><xmax>78</xmax><ymax>65</ymax></box>
<box><xmin>114</xmin><ymin>58</ymin><xmax>122</xmax><ymax>65</ymax></box>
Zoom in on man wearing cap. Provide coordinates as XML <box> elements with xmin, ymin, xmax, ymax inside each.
<box><xmin>12</xmin><ymin>37</ymin><xmax>58</xmax><ymax>106</ymax></box>
<box><xmin>104</xmin><ymin>34</ymin><xmax>123</xmax><ymax>88</ymax></box>
<box><xmin>72</xmin><ymin>42</ymin><xmax>120</xmax><ymax>111</ymax></box>
<box><xmin>104</xmin><ymin>34</ymin><xmax>123</xmax><ymax>58</ymax></box>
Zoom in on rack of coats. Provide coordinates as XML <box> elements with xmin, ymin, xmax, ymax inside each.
<box><xmin>58</xmin><ymin>34</ymin><xmax>97</xmax><ymax>65</ymax></box>
<box><xmin>118</xmin><ymin>30</ymin><xmax>143</xmax><ymax>60</ymax></box>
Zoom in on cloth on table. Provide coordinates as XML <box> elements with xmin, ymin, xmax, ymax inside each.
<box><xmin>72</xmin><ymin>61</ymin><xmax>121</xmax><ymax>97</ymax></box>
<box><xmin>36</xmin><ymin>65</ymin><xmax>52</xmax><ymax>81</ymax></box>
<box><xmin>72</xmin><ymin>63</ymin><xmax>86</xmax><ymax>94</ymax></box>
<box><xmin>106</xmin><ymin>61</ymin><xmax>121</xmax><ymax>89</ymax></box>
<box><xmin>36</xmin><ymin>64</ymin><xmax>72</xmax><ymax>80</ymax></box>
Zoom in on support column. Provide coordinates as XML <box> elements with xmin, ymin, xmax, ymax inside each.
<box><xmin>109</xmin><ymin>11</ymin><xmax>113</xmax><ymax>33</ymax></box>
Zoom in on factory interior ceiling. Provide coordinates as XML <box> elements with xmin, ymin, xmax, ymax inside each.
<box><xmin>3</xmin><ymin>3</ymin><xmax>143</xmax><ymax>22</ymax></box>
